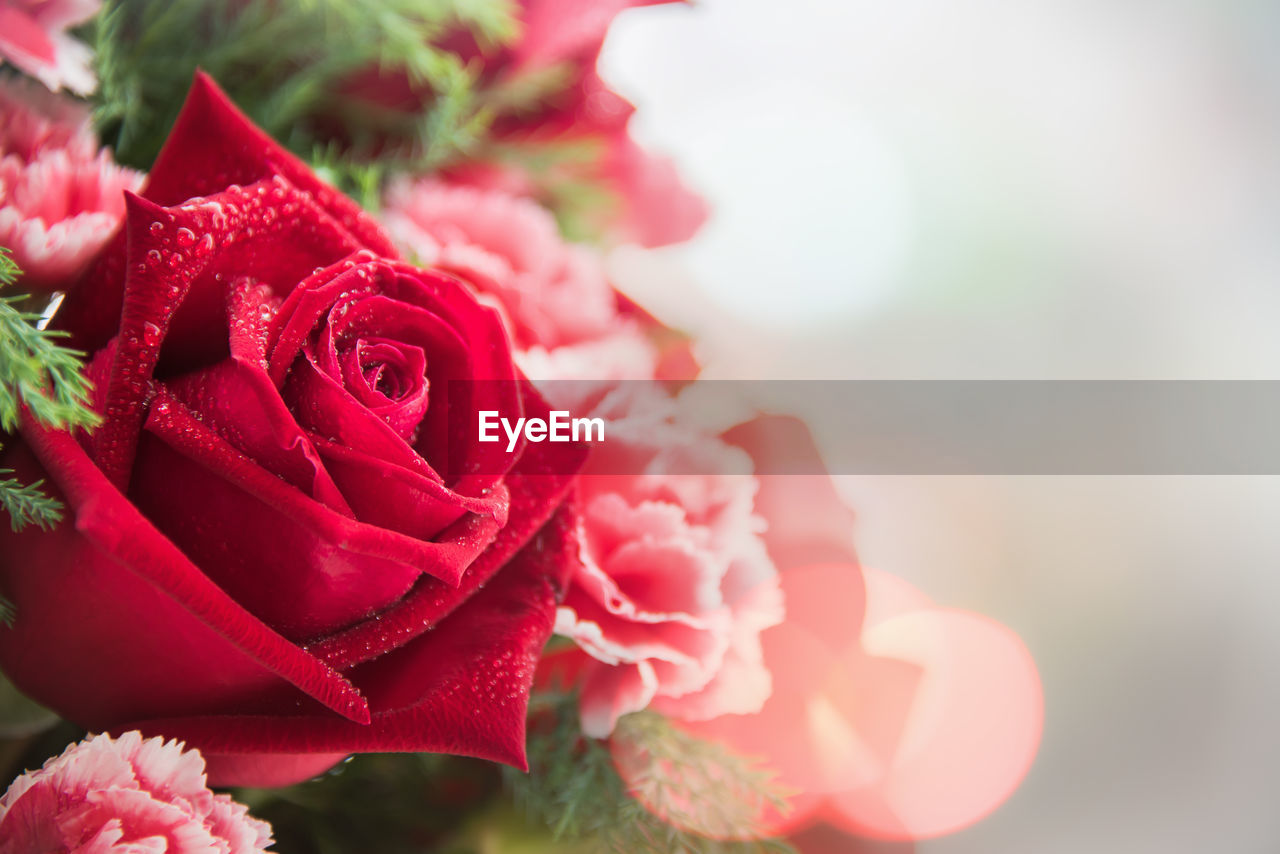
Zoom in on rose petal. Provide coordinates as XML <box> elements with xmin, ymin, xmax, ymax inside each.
<box><xmin>89</xmin><ymin>183</ymin><xmax>367</xmax><ymax>488</ymax></box>
<box><xmin>55</xmin><ymin>71</ymin><xmax>396</xmax><ymax>352</ymax></box>
<box><xmin>308</xmin><ymin>380</ymin><xmax>588</xmax><ymax>669</ymax></box>
<box><xmin>0</xmin><ymin>419</ymin><xmax>371</xmax><ymax>729</ymax></box>
<box><xmin>134</xmin><ymin>394</ymin><xmax>491</xmax><ymax>638</ymax></box>
<box><xmin>119</xmin><ymin>504</ymin><xmax>581</xmax><ymax>785</ymax></box>
<box><xmin>144</xmin><ymin>72</ymin><xmax>394</xmax><ymax>254</ymax></box>
<box><xmin>310</xmin><ymin>435</ymin><xmax>503</xmax><ymax>541</ymax></box>
<box><xmin>167</xmin><ymin>358</ymin><xmax>353</xmax><ymax>515</ymax></box>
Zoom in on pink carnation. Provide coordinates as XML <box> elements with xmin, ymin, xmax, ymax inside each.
<box><xmin>0</xmin><ymin>731</ymin><xmax>273</xmax><ymax>854</ymax></box>
<box><xmin>381</xmin><ymin>177</ymin><xmax>659</xmax><ymax>380</ymax></box>
<box><xmin>0</xmin><ymin>76</ymin><xmax>143</xmax><ymax>293</ymax></box>
<box><xmin>554</xmin><ymin>387</ymin><xmax>784</xmax><ymax>737</ymax></box>
<box><xmin>0</xmin><ymin>1</ymin><xmax>100</xmax><ymax>95</ymax></box>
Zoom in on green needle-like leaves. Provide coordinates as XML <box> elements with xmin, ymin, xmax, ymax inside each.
<box><xmin>0</xmin><ymin>248</ymin><xmax>100</xmax><ymax>623</ymax></box>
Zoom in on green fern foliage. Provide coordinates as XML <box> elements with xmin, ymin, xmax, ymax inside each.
<box><xmin>0</xmin><ymin>249</ymin><xmax>99</xmax><ymax>622</ymax></box>
<box><xmin>507</xmin><ymin>690</ymin><xmax>796</xmax><ymax>854</ymax></box>
<box><xmin>89</xmin><ymin>0</ymin><xmax>520</xmax><ymax>173</ymax></box>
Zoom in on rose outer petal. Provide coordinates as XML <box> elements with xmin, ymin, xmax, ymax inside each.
<box><xmin>0</xmin><ymin>418</ymin><xmax>372</xmax><ymax>731</ymax></box>
<box><xmin>132</xmin><ymin>393</ymin><xmax>490</xmax><ymax>640</ymax></box>
<box><xmin>118</xmin><ymin>504</ymin><xmax>581</xmax><ymax>786</ymax></box>
<box><xmin>55</xmin><ymin>71</ymin><xmax>397</xmax><ymax>352</ymax></box>
<box><xmin>167</xmin><ymin>358</ymin><xmax>354</xmax><ymax>515</ymax></box>
<box><xmin>146</xmin><ymin>72</ymin><xmax>396</xmax><ymax>255</ymax></box>
<box><xmin>88</xmin><ymin>184</ymin><xmax>366</xmax><ymax>490</ymax></box>
<box><xmin>308</xmin><ymin>379</ymin><xmax>588</xmax><ymax>670</ymax></box>
<box><xmin>310</xmin><ymin>437</ymin><xmax>502</xmax><ymax>541</ymax></box>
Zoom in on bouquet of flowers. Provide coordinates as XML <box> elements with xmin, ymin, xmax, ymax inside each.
<box><xmin>0</xmin><ymin>2</ymin><xmax>1042</xmax><ymax>852</ymax></box>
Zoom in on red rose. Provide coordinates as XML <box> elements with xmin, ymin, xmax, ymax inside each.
<box><xmin>0</xmin><ymin>73</ymin><xmax>586</xmax><ymax>787</ymax></box>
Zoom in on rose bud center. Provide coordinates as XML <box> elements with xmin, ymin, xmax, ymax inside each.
<box><xmin>312</xmin><ymin>300</ymin><xmax>434</xmax><ymax>442</ymax></box>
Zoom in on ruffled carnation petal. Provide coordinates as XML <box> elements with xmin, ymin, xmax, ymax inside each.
<box><xmin>0</xmin><ymin>1</ymin><xmax>99</xmax><ymax>95</ymax></box>
<box><xmin>553</xmin><ymin>387</ymin><xmax>783</xmax><ymax>734</ymax></box>
<box><xmin>0</xmin><ymin>77</ymin><xmax>142</xmax><ymax>291</ymax></box>
<box><xmin>578</xmin><ymin>661</ymin><xmax>659</xmax><ymax>739</ymax></box>
<box><xmin>0</xmin><ymin>732</ymin><xmax>272</xmax><ymax>854</ymax></box>
<box><xmin>382</xmin><ymin>178</ymin><xmax>627</xmax><ymax>351</ymax></box>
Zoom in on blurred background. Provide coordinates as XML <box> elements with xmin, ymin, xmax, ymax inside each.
<box><xmin>603</xmin><ymin>1</ymin><xmax>1280</xmax><ymax>851</ymax></box>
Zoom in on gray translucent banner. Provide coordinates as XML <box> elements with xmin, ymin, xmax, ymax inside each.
<box><xmin>451</xmin><ymin>381</ymin><xmax>1280</xmax><ymax>475</ymax></box>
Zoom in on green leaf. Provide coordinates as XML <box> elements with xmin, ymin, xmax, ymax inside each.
<box><xmin>507</xmin><ymin>690</ymin><xmax>796</xmax><ymax>854</ymax></box>
<box><xmin>89</xmin><ymin>0</ymin><xmax>520</xmax><ymax>175</ymax></box>
<box><xmin>479</xmin><ymin>137</ymin><xmax>622</xmax><ymax>244</ymax></box>
<box><xmin>0</xmin><ymin>671</ymin><xmax>58</xmax><ymax>739</ymax></box>
<box><xmin>0</xmin><ymin>463</ymin><xmax>64</xmax><ymax>533</ymax></box>
<box><xmin>0</xmin><ymin>248</ymin><xmax>99</xmax><ymax>623</ymax></box>
<box><xmin>233</xmin><ymin>752</ymin><xmax>503</xmax><ymax>854</ymax></box>
<box><xmin>0</xmin><ymin>252</ymin><xmax>100</xmax><ymax>435</ymax></box>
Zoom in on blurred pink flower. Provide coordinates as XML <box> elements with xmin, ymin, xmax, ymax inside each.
<box><xmin>381</xmin><ymin>177</ymin><xmax>661</xmax><ymax>380</ymax></box>
<box><xmin>351</xmin><ymin>0</ymin><xmax>707</xmax><ymax>248</ymax></box>
<box><xmin>487</xmin><ymin>0</ymin><xmax>709</xmax><ymax>247</ymax></box>
<box><xmin>602</xmin><ymin>135</ymin><xmax>711</xmax><ymax>250</ymax></box>
<box><xmin>554</xmin><ymin>387</ymin><xmax>784</xmax><ymax>737</ymax></box>
<box><xmin>0</xmin><ymin>76</ymin><xmax>142</xmax><ymax>293</ymax></box>
<box><xmin>0</xmin><ymin>0</ymin><xmax>100</xmax><ymax>95</ymax></box>
<box><xmin>613</xmin><ymin>416</ymin><xmax>1043</xmax><ymax>843</ymax></box>
<box><xmin>510</xmin><ymin>0</ymin><xmax>674</xmax><ymax>71</ymax></box>
<box><xmin>0</xmin><ymin>730</ymin><xmax>273</xmax><ymax>854</ymax></box>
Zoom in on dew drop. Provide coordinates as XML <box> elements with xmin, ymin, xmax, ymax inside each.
<box><xmin>142</xmin><ymin>321</ymin><xmax>162</xmax><ymax>347</ymax></box>
<box><xmin>175</xmin><ymin>227</ymin><xmax>196</xmax><ymax>246</ymax></box>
